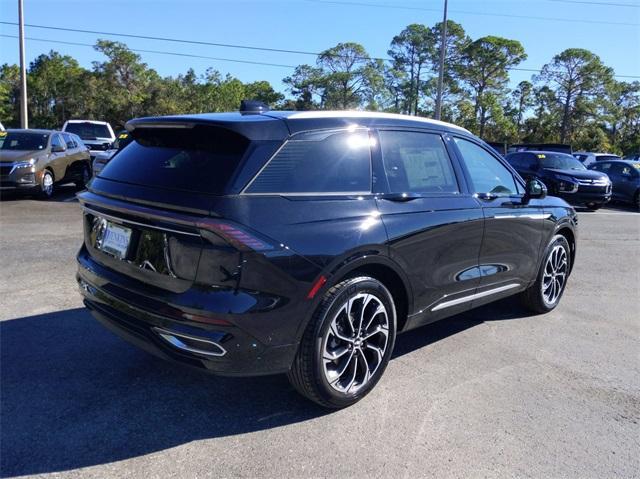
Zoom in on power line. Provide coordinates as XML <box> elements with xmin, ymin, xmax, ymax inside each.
<box><xmin>0</xmin><ymin>34</ymin><xmax>297</xmax><ymax>69</ymax></box>
<box><xmin>305</xmin><ymin>0</ymin><xmax>640</xmax><ymax>26</ymax></box>
<box><xmin>548</xmin><ymin>0</ymin><xmax>640</xmax><ymax>7</ymax></box>
<box><xmin>2</xmin><ymin>26</ymin><xmax>639</xmax><ymax>79</ymax></box>
<box><xmin>0</xmin><ymin>21</ymin><xmax>338</xmax><ymax>60</ymax></box>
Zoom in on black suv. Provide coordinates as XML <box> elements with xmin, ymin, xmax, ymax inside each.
<box><xmin>589</xmin><ymin>160</ymin><xmax>640</xmax><ymax>210</ymax></box>
<box><xmin>505</xmin><ymin>150</ymin><xmax>611</xmax><ymax>210</ymax></box>
<box><xmin>77</xmin><ymin>109</ymin><xmax>578</xmax><ymax>408</ymax></box>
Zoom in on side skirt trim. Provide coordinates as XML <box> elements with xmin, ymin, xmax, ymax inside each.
<box><xmin>431</xmin><ymin>283</ymin><xmax>520</xmax><ymax>312</ymax></box>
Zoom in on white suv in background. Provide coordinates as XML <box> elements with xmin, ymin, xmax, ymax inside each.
<box><xmin>574</xmin><ymin>151</ymin><xmax>621</xmax><ymax>167</ymax></box>
<box><xmin>62</xmin><ymin>120</ymin><xmax>116</xmax><ymax>160</ymax></box>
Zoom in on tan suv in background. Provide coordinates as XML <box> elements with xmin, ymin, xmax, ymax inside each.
<box><xmin>0</xmin><ymin>129</ymin><xmax>92</xmax><ymax>198</ymax></box>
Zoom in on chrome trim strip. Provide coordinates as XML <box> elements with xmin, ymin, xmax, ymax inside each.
<box><xmin>284</xmin><ymin>111</ymin><xmax>471</xmax><ymax>133</ymax></box>
<box><xmin>152</xmin><ymin>327</ymin><xmax>227</xmax><ymax>357</ymax></box>
<box><xmin>492</xmin><ymin>213</ymin><xmax>551</xmax><ymax>220</ymax></box>
<box><xmin>82</xmin><ymin>206</ymin><xmax>200</xmax><ymax>237</ymax></box>
<box><xmin>431</xmin><ymin>283</ymin><xmax>520</xmax><ymax>312</ymax></box>
<box><xmin>242</xmin><ymin>191</ymin><xmax>373</xmax><ymax>197</ymax></box>
<box><xmin>577</xmin><ymin>179</ymin><xmax>608</xmax><ymax>186</ymax></box>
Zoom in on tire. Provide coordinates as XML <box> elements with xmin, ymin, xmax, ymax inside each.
<box><xmin>635</xmin><ymin>191</ymin><xmax>640</xmax><ymax>211</ymax></box>
<box><xmin>39</xmin><ymin>170</ymin><xmax>54</xmax><ymax>199</ymax></box>
<box><xmin>586</xmin><ymin>202</ymin><xmax>602</xmax><ymax>211</ymax></box>
<box><xmin>288</xmin><ymin>276</ymin><xmax>397</xmax><ymax>408</ymax></box>
<box><xmin>521</xmin><ymin>234</ymin><xmax>571</xmax><ymax>314</ymax></box>
<box><xmin>75</xmin><ymin>162</ymin><xmax>91</xmax><ymax>189</ymax></box>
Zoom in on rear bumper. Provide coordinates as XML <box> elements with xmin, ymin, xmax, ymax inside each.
<box><xmin>76</xmin><ymin>248</ymin><xmax>300</xmax><ymax>377</ymax></box>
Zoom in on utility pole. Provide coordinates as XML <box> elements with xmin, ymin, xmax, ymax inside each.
<box><xmin>18</xmin><ymin>0</ymin><xmax>28</xmax><ymax>128</ymax></box>
<box><xmin>434</xmin><ymin>0</ymin><xmax>448</xmax><ymax>121</ymax></box>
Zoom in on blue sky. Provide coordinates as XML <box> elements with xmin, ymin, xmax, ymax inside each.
<box><xmin>1</xmin><ymin>0</ymin><xmax>639</xmax><ymax>96</ymax></box>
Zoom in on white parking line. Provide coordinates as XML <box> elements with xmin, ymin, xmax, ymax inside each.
<box><xmin>579</xmin><ymin>211</ymin><xmax>638</xmax><ymax>216</ymax></box>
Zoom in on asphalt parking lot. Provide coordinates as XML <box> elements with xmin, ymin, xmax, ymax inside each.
<box><xmin>1</xmin><ymin>187</ymin><xmax>639</xmax><ymax>478</ymax></box>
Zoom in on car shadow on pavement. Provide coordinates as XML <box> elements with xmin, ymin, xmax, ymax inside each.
<box><xmin>392</xmin><ymin>295</ymin><xmax>531</xmax><ymax>359</ymax></box>
<box><xmin>1</xmin><ymin>297</ymin><xmax>529</xmax><ymax>476</ymax></box>
<box><xmin>0</xmin><ymin>184</ymin><xmax>80</xmax><ymax>203</ymax></box>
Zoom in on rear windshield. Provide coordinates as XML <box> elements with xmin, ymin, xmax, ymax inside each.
<box><xmin>0</xmin><ymin>132</ymin><xmax>49</xmax><ymax>151</ymax></box>
<box><xmin>65</xmin><ymin>122</ymin><xmax>111</xmax><ymax>139</ymax></box>
<box><xmin>98</xmin><ymin>125</ymin><xmax>250</xmax><ymax>194</ymax></box>
<box><xmin>596</xmin><ymin>155</ymin><xmax>621</xmax><ymax>162</ymax></box>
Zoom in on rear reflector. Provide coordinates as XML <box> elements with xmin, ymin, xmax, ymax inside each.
<box><xmin>307</xmin><ymin>275</ymin><xmax>327</xmax><ymax>300</ymax></box>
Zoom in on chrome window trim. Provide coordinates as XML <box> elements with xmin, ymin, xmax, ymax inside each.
<box><xmin>240</xmin><ymin>127</ymin><xmax>373</xmax><ymax>196</ymax></box>
<box><xmin>241</xmin><ymin>191</ymin><xmax>374</xmax><ymax>197</ymax></box>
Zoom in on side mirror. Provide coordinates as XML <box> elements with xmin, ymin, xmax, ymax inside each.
<box><xmin>51</xmin><ymin>144</ymin><xmax>65</xmax><ymax>153</ymax></box>
<box><xmin>525</xmin><ymin>178</ymin><xmax>547</xmax><ymax>200</ymax></box>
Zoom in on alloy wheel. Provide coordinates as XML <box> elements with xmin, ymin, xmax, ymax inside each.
<box><xmin>322</xmin><ymin>293</ymin><xmax>389</xmax><ymax>394</ymax></box>
<box><xmin>42</xmin><ymin>172</ymin><xmax>53</xmax><ymax>196</ymax></box>
<box><xmin>542</xmin><ymin>244</ymin><xmax>568</xmax><ymax>306</ymax></box>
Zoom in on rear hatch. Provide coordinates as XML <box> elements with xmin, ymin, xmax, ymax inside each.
<box><xmin>79</xmin><ymin>122</ymin><xmax>280</xmax><ymax>294</ymax></box>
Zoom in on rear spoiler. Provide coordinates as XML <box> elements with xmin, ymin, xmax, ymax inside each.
<box><xmin>125</xmin><ymin>115</ymin><xmax>289</xmax><ymax>141</ymax></box>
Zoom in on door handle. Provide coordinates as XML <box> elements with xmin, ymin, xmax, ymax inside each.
<box><xmin>381</xmin><ymin>193</ymin><xmax>421</xmax><ymax>202</ymax></box>
<box><xmin>475</xmin><ymin>192</ymin><xmax>498</xmax><ymax>201</ymax></box>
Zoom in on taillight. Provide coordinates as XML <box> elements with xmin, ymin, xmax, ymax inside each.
<box><xmin>197</xmin><ymin>219</ymin><xmax>273</xmax><ymax>252</ymax></box>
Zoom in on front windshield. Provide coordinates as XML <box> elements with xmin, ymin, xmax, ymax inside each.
<box><xmin>113</xmin><ymin>131</ymin><xmax>133</xmax><ymax>150</ymax></box>
<box><xmin>0</xmin><ymin>132</ymin><xmax>49</xmax><ymax>151</ymax></box>
<box><xmin>540</xmin><ymin>153</ymin><xmax>586</xmax><ymax>170</ymax></box>
<box><xmin>65</xmin><ymin>122</ymin><xmax>111</xmax><ymax>140</ymax></box>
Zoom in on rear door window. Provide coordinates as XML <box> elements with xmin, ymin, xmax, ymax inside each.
<box><xmin>378</xmin><ymin>130</ymin><xmax>458</xmax><ymax>193</ymax></box>
<box><xmin>245</xmin><ymin>129</ymin><xmax>372</xmax><ymax>194</ymax></box>
<box><xmin>62</xmin><ymin>133</ymin><xmax>76</xmax><ymax>149</ymax></box>
<box><xmin>99</xmin><ymin>125</ymin><xmax>250</xmax><ymax>194</ymax></box>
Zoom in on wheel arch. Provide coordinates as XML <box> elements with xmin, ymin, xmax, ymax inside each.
<box><xmin>43</xmin><ymin>166</ymin><xmax>55</xmax><ymax>181</ymax></box>
<box><xmin>65</xmin><ymin>159</ymin><xmax>92</xmax><ymax>179</ymax></box>
<box><xmin>326</xmin><ymin>254</ymin><xmax>413</xmax><ymax>333</ymax></box>
<box><xmin>555</xmin><ymin>224</ymin><xmax>576</xmax><ymax>274</ymax></box>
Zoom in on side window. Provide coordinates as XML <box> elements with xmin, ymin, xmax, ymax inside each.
<box><xmin>51</xmin><ymin>134</ymin><xmax>65</xmax><ymax>151</ymax></box>
<box><xmin>454</xmin><ymin>137</ymin><xmax>519</xmax><ymax>196</ymax></box>
<box><xmin>246</xmin><ymin>130</ymin><xmax>372</xmax><ymax>194</ymax></box>
<box><xmin>379</xmin><ymin>131</ymin><xmax>458</xmax><ymax>194</ymax></box>
<box><xmin>62</xmin><ymin>133</ymin><xmax>75</xmax><ymax>149</ymax></box>
<box><xmin>607</xmin><ymin>163</ymin><xmax>622</xmax><ymax>175</ymax></box>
